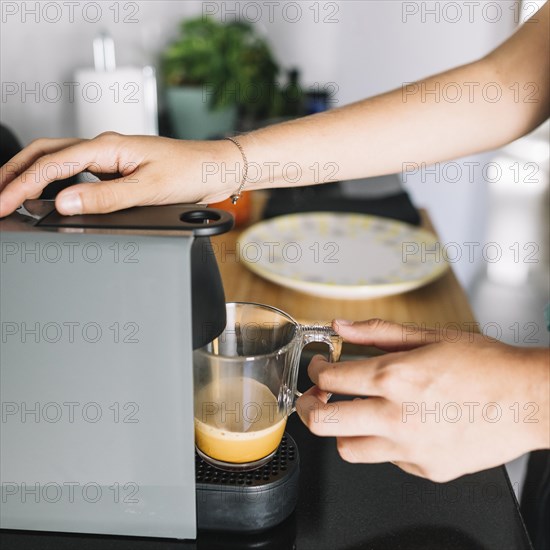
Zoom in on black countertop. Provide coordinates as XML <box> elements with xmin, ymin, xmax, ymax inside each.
<box><xmin>1</xmin><ymin>355</ymin><xmax>532</xmax><ymax>550</ymax></box>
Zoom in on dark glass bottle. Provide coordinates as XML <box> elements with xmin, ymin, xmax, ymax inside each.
<box><xmin>282</xmin><ymin>68</ymin><xmax>304</xmax><ymax>117</ymax></box>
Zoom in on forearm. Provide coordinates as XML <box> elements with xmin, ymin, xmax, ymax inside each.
<box><xmin>522</xmin><ymin>347</ymin><xmax>550</xmax><ymax>451</ymax></box>
<box><xmin>220</xmin><ymin>4</ymin><xmax>549</xmax><ymax>192</ymax></box>
<box><xmin>234</xmin><ymin>61</ymin><xmax>546</xmax><ymax>192</ymax></box>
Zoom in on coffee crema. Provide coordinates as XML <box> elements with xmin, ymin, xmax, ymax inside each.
<box><xmin>194</xmin><ymin>377</ymin><xmax>287</xmax><ymax>464</ymax></box>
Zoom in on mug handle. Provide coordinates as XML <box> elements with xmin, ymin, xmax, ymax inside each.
<box><xmin>290</xmin><ymin>325</ymin><xmax>343</xmax><ymax>411</ymax></box>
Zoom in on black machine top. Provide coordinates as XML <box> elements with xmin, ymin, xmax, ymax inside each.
<box><xmin>36</xmin><ymin>203</ymin><xmax>234</xmax><ymax>237</ymax></box>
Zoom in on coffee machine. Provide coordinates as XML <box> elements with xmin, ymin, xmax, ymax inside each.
<box><xmin>0</xmin><ymin>201</ymin><xmax>299</xmax><ymax>539</ymax></box>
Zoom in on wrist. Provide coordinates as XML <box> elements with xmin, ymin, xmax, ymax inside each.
<box><xmin>520</xmin><ymin>347</ymin><xmax>550</xmax><ymax>450</ymax></box>
<box><xmin>187</xmin><ymin>139</ymin><xmax>243</xmax><ymax>204</ymax></box>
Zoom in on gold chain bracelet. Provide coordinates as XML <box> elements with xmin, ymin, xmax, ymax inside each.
<box><xmin>225</xmin><ymin>136</ymin><xmax>249</xmax><ymax>204</ymax></box>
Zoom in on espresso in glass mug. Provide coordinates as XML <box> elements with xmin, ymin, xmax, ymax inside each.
<box><xmin>193</xmin><ymin>302</ymin><xmax>342</xmax><ymax>471</ymax></box>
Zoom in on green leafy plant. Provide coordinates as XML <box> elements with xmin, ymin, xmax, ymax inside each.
<box><xmin>162</xmin><ymin>17</ymin><xmax>283</xmax><ymax>119</ymax></box>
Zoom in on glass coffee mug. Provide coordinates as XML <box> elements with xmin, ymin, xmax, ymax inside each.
<box><xmin>193</xmin><ymin>302</ymin><xmax>343</xmax><ymax>471</ymax></box>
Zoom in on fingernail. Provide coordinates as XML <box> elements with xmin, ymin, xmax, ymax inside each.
<box><xmin>334</xmin><ymin>319</ymin><xmax>353</xmax><ymax>327</ymax></box>
<box><xmin>58</xmin><ymin>193</ymin><xmax>82</xmax><ymax>215</ymax></box>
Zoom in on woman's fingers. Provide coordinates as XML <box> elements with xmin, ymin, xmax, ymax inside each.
<box><xmin>307</xmin><ymin>354</ymin><xmax>393</xmax><ymax>397</ymax></box>
<box><xmin>336</xmin><ymin>436</ymin><xmax>403</xmax><ymax>464</ymax></box>
<box><xmin>0</xmin><ymin>137</ymin><xmax>84</xmax><ymax>190</ymax></box>
<box><xmin>332</xmin><ymin>318</ymin><xmax>449</xmax><ymax>351</ymax></box>
<box><xmin>296</xmin><ymin>386</ymin><xmax>390</xmax><ymax>436</ymax></box>
<box><xmin>0</xmin><ymin>135</ymin><xmax>131</xmax><ymax>217</ymax></box>
<box><xmin>390</xmin><ymin>462</ymin><xmax>426</xmax><ymax>478</ymax></box>
<box><xmin>54</xmin><ymin>176</ymin><xmax>149</xmax><ymax>215</ymax></box>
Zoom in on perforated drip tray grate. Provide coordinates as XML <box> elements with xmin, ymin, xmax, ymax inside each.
<box><xmin>195</xmin><ymin>434</ymin><xmax>299</xmax><ymax>488</ymax></box>
<box><xmin>196</xmin><ymin>433</ymin><xmax>300</xmax><ymax>531</ymax></box>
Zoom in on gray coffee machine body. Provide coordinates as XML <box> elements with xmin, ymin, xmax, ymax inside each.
<box><xmin>0</xmin><ymin>201</ymin><xmax>233</xmax><ymax>539</ymax></box>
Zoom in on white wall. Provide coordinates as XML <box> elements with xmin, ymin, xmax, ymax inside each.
<box><xmin>1</xmin><ymin>1</ymin><xmax>521</xmax><ymax>286</ymax></box>
<box><xmin>1</xmin><ymin>1</ymin><xmax>518</xmax><ymax>139</ymax></box>
<box><xmin>0</xmin><ymin>1</ymin><xmax>205</xmax><ymax>142</ymax></box>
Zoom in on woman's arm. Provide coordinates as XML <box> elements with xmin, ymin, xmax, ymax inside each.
<box><xmin>238</xmin><ymin>1</ymin><xmax>549</xmax><ymax>188</ymax></box>
<box><xmin>0</xmin><ymin>3</ymin><xmax>547</xmax><ymax>216</ymax></box>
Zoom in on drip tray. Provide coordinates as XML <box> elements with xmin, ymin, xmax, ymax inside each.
<box><xmin>196</xmin><ymin>434</ymin><xmax>300</xmax><ymax>532</ymax></box>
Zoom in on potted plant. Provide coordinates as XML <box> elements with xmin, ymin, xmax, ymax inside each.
<box><xmin>162</xmin><ymin>17</ymin><xmax>282</xmax><ymax>139</ymax></box>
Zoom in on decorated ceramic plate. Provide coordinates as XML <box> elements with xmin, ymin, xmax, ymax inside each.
<box><xmin>238</xmin><ymin>213</ymin><xmax>449</xmax><ymax>299</ymax></box>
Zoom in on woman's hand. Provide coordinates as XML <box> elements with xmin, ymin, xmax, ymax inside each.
<box><xmin>0</xmin><ymin>132</ymin><xmax>239</xmax><ymax>217</ymax></box>
<box><xmin>296</xmin><ymin>319</ymin><xmax>549</xmax><ymax>482</ymax></box>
